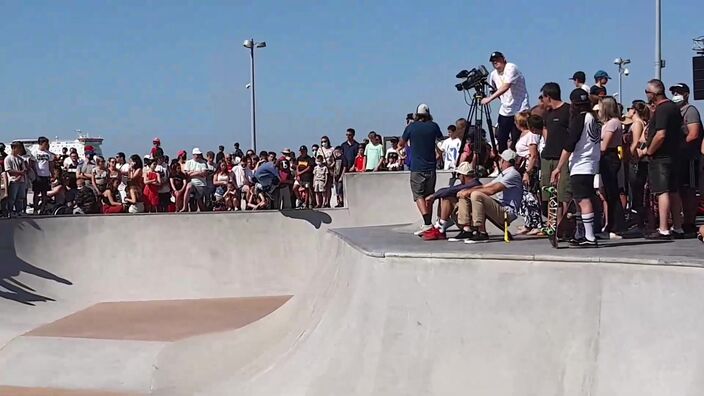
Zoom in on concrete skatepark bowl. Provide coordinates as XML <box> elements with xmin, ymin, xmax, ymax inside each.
<box><xmin>0</xmin><ymin>172</ymin><xmax>703</xmax><ymax>396</ymax></box>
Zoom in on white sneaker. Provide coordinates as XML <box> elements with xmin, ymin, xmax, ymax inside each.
<box><xmin>414</xmin><ymin>224</ymin><xmax>433</xmax><ymax>236</ymax></box>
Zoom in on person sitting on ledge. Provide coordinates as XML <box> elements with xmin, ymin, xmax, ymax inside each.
<box><xmin>453</xmin><ymin>149</ymin><xmax>523</xmax><ymax>242</ymax></box>
<box><xmin>421</xmin><ymin>161</ymin><xmax>482</xmax><ymax>240</ymax></box>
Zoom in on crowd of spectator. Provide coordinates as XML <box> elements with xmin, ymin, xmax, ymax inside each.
<box><xmin>1</xmin><ymin>51</ymin><xmax>703</xmax><ymax>247</ymax></box>
<box><xmin>408</xmin><ymin>51</ymin><xmax>704</xmax><ymax>245</ymax></box>
<box><xmin>0</xmin><ymin>128</ymin><xmax>414</xmax><ymax>216</ymax></box>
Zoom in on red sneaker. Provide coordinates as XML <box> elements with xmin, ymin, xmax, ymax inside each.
<box><xmin>422</xmin><ymin>227</ymin><xmax>446</xmax><ymax>241</ymax></box>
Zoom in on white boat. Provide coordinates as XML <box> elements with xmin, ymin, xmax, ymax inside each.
<box><xmin>7</xmin><ymin>131</ymin><xmax>104</xmax><ymax>156</ymax></box>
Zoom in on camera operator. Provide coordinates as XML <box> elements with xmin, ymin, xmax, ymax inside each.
<box><xmin>481</xmin><ymin>51</ymin><xmax>530</xmax><ymax>152</ymax></box>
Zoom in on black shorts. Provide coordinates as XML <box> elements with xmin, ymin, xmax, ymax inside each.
<box><xmin>679</xmin><ymin>157</ymin><xmax>700</xmax><ymax>190</ymax></box>
<box><xmin>570</xmin><ymin>174</ymin><xmax>596</xmax><ymax>200</ymax></box>
<box><xmin>648</xmin><ymin>157</ymin><xmax>679</xmax><ymax>194</ymax></box>
<box><xmin>410</xmin><ymin>170</ymin><xmax>436</xmax><ymax>200</ymax></box>
<box><xmin>32</xmin><ymin>176</ymin><xmax>50</xmax><ymax>193</ymax></box>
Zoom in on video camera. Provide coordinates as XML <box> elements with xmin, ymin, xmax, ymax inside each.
<box><xmin>454</xmin><ymin>65</ymin><xmax>490</xmax><ymax>92</ymax></box>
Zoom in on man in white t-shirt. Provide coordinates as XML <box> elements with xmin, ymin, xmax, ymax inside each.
<box><xmin>184</xmin><ymin>147</ymin><xmax>208</xmax><ymax>211</ymax></box>
<box><xmin>31</xmin><ymin>136</ymin><xmax>55</xmax><ymax>212</ymax></box>
<box><xmin>437</xmin><ymin>125</ymin><xmax>462</xmax><ymax>170</ymax></box>
<box><xmin>482</xmin><ymin>51</ymin><xmax>530</xmax><ymax>153</ymax></box>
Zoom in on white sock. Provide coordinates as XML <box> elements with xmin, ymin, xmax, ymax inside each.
<box><xmin>582</xmin><ymin>213</ymin><xmax>595</xmax><ymax>241</ymax></box>
<box><xmin>438</xmin><ymin>219</ymin><xmax>447</xmax><ymax>232</ymax></box>
<box><xmin>659</xmin><ymin>228</ymin><xmax>671</xmax><ymax>235</ymax></box>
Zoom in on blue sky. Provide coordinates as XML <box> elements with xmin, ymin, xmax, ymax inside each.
<box><xmin>0</xmin><ymin>0</ymin><xmax>701</xmax><ymax>156</ymax></box>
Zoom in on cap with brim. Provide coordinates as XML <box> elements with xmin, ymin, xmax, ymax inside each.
<box><xmin>192</xmin><ymin>147</ymin><xmax>202</xmax><ymax>155</ymax></box>
<box><xmin>570</xmin><ymin>71</ymin><xmax>586</xmax><ymax>81</ymax></box>
<box><xmin>594</xmin><ymin>70</ymin><xmax>611</xmax><ymax>79</ymax></box>
<box><xmin>282</xmin><ymin>148</ymin><xmax>292</xmax><ymax>155</ymax></box>
<box><xmin>489</xmin><ymin>51</ymin><xmax>505</xmax><ymax>62</ymax></box>
<box><xmin>416</xmin><ymin>103</ymin><xmax>430</xmax><ymax>115</ymax></box>
<box><xmin>153</xmin><ymin>137</ymin><xmax>160</xmax><ymax>143</ymax></box>
<box><xmin>177</xmin><ymin>150</ymin><xmax>186</xmax><ymax>157</ymax></box>
<box><xmin>84</xmin><ymin>145</ymin><xmax>94</xmax><ymax>153</ymax></box>
<box><xmin>455</xmin><ymin>162</ymin><xmax>475</xmax><ymax>176</ymax></box>
<box><xmin>669</xmin><ymin>83</ymin><xmax>690</xmax><ymax>94</ymax></box>
<box><xmin>233</xmin><ymin>157</ymin><xmax>242</xmax><ymax>165</ymax></box>
<box><xmin>570</xmin><ymin>88</ymin><xmax>590</xmax><ymax>105</ymax></box>
<box><xmin>299</xmin><ymin>145</ymin><xmax>308</xmax><ymax>151</ymax></box>
<box><xmin>499</xmin><ymin>149</ymin><xmax>517</xmax><ymax>162</ymax></box>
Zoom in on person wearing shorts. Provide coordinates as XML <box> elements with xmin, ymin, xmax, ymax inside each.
<box><xmin>399</xmin><ymin>103</ymin><xmax>444</xmax><ymax>235</ymax></box>
<box><xmin>640</xmin><ymin>80</ymin><xmax>685</xmax><ymax>239</ymax></box>
<box><xmin>550</xmin><ymin>88</ymin><xmax>600</xmax><ymax>246</ymax></box>
<box><xmin>539</xmin><ymin>83</ymin><xmax>572</xmax><ymax>203</ymax></box>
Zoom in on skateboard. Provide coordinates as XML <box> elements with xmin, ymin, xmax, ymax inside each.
<box><xmin>542</xmin><ymin>186</ymin><xmax>559</xmax><ymax>248</ymax></box>
<box><xmin>542</xmin><ymin>186</ymin><xmax>577</xmax><ymax>248</ymax></box>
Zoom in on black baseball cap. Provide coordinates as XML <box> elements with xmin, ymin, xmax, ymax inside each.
<box><xmin>299</xmin><ymin>145</ymin><xmax>308</xmax><ymax>151</ymax></box>
<box><xmin>489</xmin><ymin>51</ymin><xmax>505</xmax><ymax>62</ymax></box>
<box><xmin>570</xmin><ymin>71</ymin><xmax>586</xmax><ymax>82</ymax></box>
<box><xmin>669</xmin><ymin>83</ymin><xmax>690</xmax><ymax>94</ymax></box>
<box><xmin>569</xmin><ymin>88</ymin><xmax>590</xmax><ymax>105</ymax></box>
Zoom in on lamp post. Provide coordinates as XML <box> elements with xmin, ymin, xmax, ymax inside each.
<box><xmin>655</xmin><ymin>0</ymin><xmax>664</xmax><ymax>79</ymax></box>
<box><xmin>613</xmin><ymin>57</ymin><xmax>631</xmax><ymax>105</ymax></box>
<box><xmin>243</xmin><ymin>38</ymin><xmax>266</xmax><ymax>153</ymax></box>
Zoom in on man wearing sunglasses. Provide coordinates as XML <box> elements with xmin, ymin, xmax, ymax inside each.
<box><xmin>639</xmin><ymin>79</ymin><xmax>685</xmax><ymax>239</ymax></box>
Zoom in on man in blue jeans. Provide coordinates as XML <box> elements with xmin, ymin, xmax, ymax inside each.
<box><xmin>399</xmin><ymin>104</ymin><xmax>444</xmax><ymax>236</ymax></box>
<box><xmin>481</xmin><ymin>51</ymin><xmax>530</xmax><ymax>152</ymax></box>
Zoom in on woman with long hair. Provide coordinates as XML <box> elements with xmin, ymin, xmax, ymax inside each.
<box><xmin>598</xmin><ymin>96</ymin><xmax>625</xmax><ymax>234</ymax></box>
<box><xmin>129</xmin><ymin>154</ymin><xmax>144</xmax><ymax>192</ymax></box>
<box><xmin>102</xmin><ymin>177</ymin><xmax>124</xmax><ymax>213</ymax></box>
<box><xmin>513</xmin><ymin>111</ymin><xmax>543</xmax><ymax>235</ymax></box>
<box><xmin>627</xmin><ymin>101</ymin><xmax>651</xmax><ymax>229</ymax></box>
<box><xmin>124</xmin><ymin>181</ymin><xmax>144</xmax><ymax>213</ymax></box>
<box><xmin>170</xmin><ymin>161</ymin><xmax>187</xmax><ymax>213</ymax></box>
<box><xmin>213</xmin><ymin>160</ymin><xmax>233</xmax><ymax>207</ymax></box>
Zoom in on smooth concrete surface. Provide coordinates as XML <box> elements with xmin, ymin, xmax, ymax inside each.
<box><xmin>1</xmin><ymin>171</ymin><xmax>703</xmax><ymax>395</ymax></box>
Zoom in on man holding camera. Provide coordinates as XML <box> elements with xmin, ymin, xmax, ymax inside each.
<box><xmin>481</xmin><ymin>51</ymin><xmax>529</xmax><ymax>152</ymax></box>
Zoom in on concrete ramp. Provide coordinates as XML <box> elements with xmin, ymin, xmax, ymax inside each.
<box><xmin>0</xmin><ymin>176</ymin><xmax>703</xmax><ymax>395</ymax></box>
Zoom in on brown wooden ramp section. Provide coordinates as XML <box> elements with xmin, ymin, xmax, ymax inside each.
<box><xmin>25</xmin><ymin>296</ymin><xmax>292</xmax><ymax>342</ymax></box>
<box><xmin>0</xmin><ymin>386</ymin><xmax>143</xmax><ymax>396</ymax></box>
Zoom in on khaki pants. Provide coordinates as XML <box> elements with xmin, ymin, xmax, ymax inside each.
<box><xmin>457</xmin><ymin>191</ymin><xmax>509</xmax><ymax>228</ymax></box>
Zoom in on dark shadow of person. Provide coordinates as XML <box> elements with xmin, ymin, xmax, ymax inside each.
<box><xmin>280</xmin><ymin>209</ymin><xmax>333</xmax><ymax>229</ymax></box>
<box><xmin>0</xmin><ymin>219</ymin><xmax>72</xmax><ymax>305</ymax></box>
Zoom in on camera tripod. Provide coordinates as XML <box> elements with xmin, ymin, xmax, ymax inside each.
<box><xmin>456</xmin><ymin>85</ymin><xmax>500</xmax><ymax>176</ymax></box>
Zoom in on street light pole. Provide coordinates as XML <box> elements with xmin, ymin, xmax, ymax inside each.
<box><xmin>655</xmin><ymin>0</ymin><xmax>662</xmax><ymax>79</ymax></box>
<box><xmin>243</xmin><ymin>38</ymin><xmax>266</xmax><ymax>153</ymax></box>
<box><xmin>614</xmin><ymin>57</ymin><xmax>630</xmax><ymax>105</ymax></box>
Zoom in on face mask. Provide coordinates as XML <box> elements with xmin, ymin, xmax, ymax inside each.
<box><xmin>672</xmin><ymin>94</ymin><xmax>684</xmax><ymax>104</ymax></box>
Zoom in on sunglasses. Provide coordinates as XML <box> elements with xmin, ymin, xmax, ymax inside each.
<box><xmin>644</xmin><ymin>90</ymin><xmax>656</xmax><ymax>95</ymax></box>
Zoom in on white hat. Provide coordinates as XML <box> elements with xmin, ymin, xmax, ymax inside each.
<box><xmin>499</xmin><ymin>149</ymin><xmax>517</xmax><ymax>162</ymax></box>
<box><xmin>192</xmin><ymin>147</ymin><xmax>202</xmax><ymax>155</ymax></box>
<box><xmin>455</xmin><ymin>161</ymin><xmax>475</xmax><ymax>176</ymax></box>
<box><xmin>233</xmin><ymin>156</ymin><xmax>242</xmax><ymax>165</ymax></box>
<box><xmin>416</xmin><ymin>103</ymin><xmax>430</xmax><ymax>115</ymax></box>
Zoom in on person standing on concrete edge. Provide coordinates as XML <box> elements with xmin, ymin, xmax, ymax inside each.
<box><xmin>669</xmin><ymin>83</ymin><xmax>702</xmax><ymax>237</ymax></box>
<box><xmin>399</xmin><ymin>104</ymin><xmax>444</xmax><ymax>236</ymax></box>
<box><xmin>481</xmin><ymin>51</ymin><xmax>530</xmax><ymax>152</ymax></box>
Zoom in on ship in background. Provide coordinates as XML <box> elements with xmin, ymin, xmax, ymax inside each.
<box><xmin>7</xmin><ymin>130</ymin><xmax>104</xmax><ymax>156</ymax></box>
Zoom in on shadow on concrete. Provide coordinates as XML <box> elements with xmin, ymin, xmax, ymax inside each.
<box><xmin>597</xmin><ymin>239</ymin><xmax>673</xmax><ymax>249</ymax></box>
<box><xmin>280</xmin><ymin>209</ymin><xmax>332</xmax><ymax>229</ymax></box>
<box><xmin>0</xmin><ymin>219</ymin><xmax>73</xmax><ymax>306</ymax></box>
